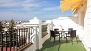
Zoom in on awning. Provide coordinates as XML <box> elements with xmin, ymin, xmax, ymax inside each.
<box><xmin>60</xmin><ymin>0</ymin><xmax>83</xmax><ymax>12</ymax></box>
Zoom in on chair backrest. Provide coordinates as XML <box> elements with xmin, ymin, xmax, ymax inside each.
<box><xmin>54</xmin><ymin>29</ymin><xmax>59</xmax><ymax>34</ymax></box>
<box><xmin>68</xmin><ymin>28</ymin><xmax>73</xmax><ymax>34</ymax></box>
<box><xmin>70</xmin><ymin>30</ymin><xmax>76</xmax><ymax>37</ymax></box>
<box><xmin>50</xmin><ymin>30</ymin><xmax>55</xmax><ymax>37</ymax></box>
<box><xmin>68</xmin><ymin>28</ymin><xmax>73</xmax><ymax>31</ymax></box>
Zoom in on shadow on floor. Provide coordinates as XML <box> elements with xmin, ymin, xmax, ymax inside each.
<box><xmin>36</xmin><ymin>36</ymin><xmax>82</xmax><ymax>51</ymax></box>
<box><xmin>36</xmin><ymin>37</ymin><xmax>74</xmax><ymax>51</ymax></box>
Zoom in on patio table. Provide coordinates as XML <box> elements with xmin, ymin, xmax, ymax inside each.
<box><xmin>59</xmin><ymin>30</ymin><xmax>69</xmax><ymax>43</ymax></box>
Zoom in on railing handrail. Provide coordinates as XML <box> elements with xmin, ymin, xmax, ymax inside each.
<box><xmin>0</xmin><ymin>26</ymin><xmax>39</xmax><ymax>51</ymax></box>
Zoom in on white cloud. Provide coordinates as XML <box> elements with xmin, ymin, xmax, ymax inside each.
<box><xmin>22</xmin><ymin>0</ymin><xmax>40</xmax><ymax>9</ymax></box>
<box><xmin>0</xmin><ymin>0</ymin><xmax>40</xmax><ymax>10</ymax></box>
<box><xmin>24</xmin><ymin>0</ymin><xmax>35</xmax><ymax>3</ymax></box>
<box><xmin>22</xmin><ymin>3</ymin><xmax>39</xmax><ymax>9</ymax></box>
<box><xmin>0</xmin><ymin>0</ymin><xmax>22</xmax><ymax>8</ymax></box>
<box><xmin>0</xmin><ymin>11</ymin><xmax>31</xmax><ymax>20</ymax></box>
<box><xmin>42</xmin><ymin>1</ymin><xmax>47</xmax><ymax>3</ymax></box>
<box><xmin>0</xmin><ymin>11</ymin><xmax>22</xmax><ymax>17</ymax></box>
<box><xmin>0</xmin><ymin>2</ymin><xmax>21</xmax><ymax>8</ymax></box>
<box><xmin>0</xmin><ymin>0</ymin><xmax>13</xmax><ymax>3</ymax></box>
<box><xmin>43</xmin><ymin>6</ymin><xmax>60</xmax><ymax>11</ymax></box>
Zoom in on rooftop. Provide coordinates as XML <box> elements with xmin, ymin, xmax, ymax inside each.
<box><xmin>36</xmin><ymin>38</ymin><xmax>86</xmax><ymax>51</ymax></box>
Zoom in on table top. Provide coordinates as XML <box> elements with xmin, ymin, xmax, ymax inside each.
<box><xmin>60</xmin><ymin>30</ymin><xmax>68</xmax><ymax>32</ymax></box>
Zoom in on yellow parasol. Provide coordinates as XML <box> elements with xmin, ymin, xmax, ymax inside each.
<box><xmin>60</xmin><ymin>0</ymin><xmax>83</xmax><ymax>12</ymax></box>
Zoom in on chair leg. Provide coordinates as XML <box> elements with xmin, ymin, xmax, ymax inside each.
<box><xmin>66</xmin><ymin>37</ymin><xmax>67</xmax><ymax>43</ymax></box>
<box><xmin>66</xmin><ymin>33</ymin><xmax>68</xmax><ymax>43</ymax></box>
<box><xmin>70</xmin><ymin>38</ymin><xmax>73</xmax><ymax>45</ymax></box>
<box><xmin>54</xmin><ymin>37</ymin><xmax>55</xmax><ymax>42</ymax></box>
<box><xmin>72</xmin><ymin>38</ymin><xmax>73</xmax><ymax>45</ymax></box>
<box><xmin>76</xmin><ymin>37</ymin><xmax>78</xmax><ymax>43</ymax></box>
<box><xmin>50</xmin><ymin>36</ymin><xmax>51</xmax><ymax>41</ymax></box>
<box><xmin>59</xmin><ymin>34</ymin><xmax>61</xmax><ymax>43</ymax></box>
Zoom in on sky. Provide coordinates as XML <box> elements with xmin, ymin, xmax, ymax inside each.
<box><xmin>0</xmin><ymin>0</ymin><xmax>73</xmax><ymax>21</ymax></box>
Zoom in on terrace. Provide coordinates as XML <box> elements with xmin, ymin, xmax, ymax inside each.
<box><xmin>36</xmin><ymin>38</ymin><xmax>86</xmax><ymax>51</ymax></box>
<box><xmin>0</xmin><ymin>0</ymin><xmax>91</xmax><ymax>51</ymax></box>
<box><xmin>0</xmin><ymin>17</ymin><xmax>86</xmax><ymax>51</ymax></box>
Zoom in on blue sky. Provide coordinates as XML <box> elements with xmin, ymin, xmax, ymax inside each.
<box><xmin>0</xmin><ymin>0</ymin><xmax>73</xmax><ymax>21</ymax></box>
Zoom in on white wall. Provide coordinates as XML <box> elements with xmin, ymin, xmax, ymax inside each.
<box><xmin>52</xmin><ymin>17</ymin><xmax>78</xmax><ymax>31</ymax></box>
<box><xmin>70</xmin><ymin>0</ymin><xmax>87</xmax><ymax>41</ymax></box>
<box><xmin>24</xmin><ymin>17</ymin><xmax>51</xmax><ymax>51</ymax></box>
<box><xmin>82</xmin><ymin>0</ymin><xmax>91</xmax><ymax>51</ymax></box>
<box><xmin>41</xmin><ymin>34</ymin><xmax>50</xmax><ymax>45</ymax></box>
<box><xmin>75</xmin><ymin>0</ymin><xmax>91</xmax><ymax>51</ymax></box>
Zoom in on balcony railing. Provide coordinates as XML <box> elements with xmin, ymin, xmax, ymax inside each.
<box><xmin>0</xmin><ymin>27</ymin><xmax>36</xmax><ymax>51</ymax></box>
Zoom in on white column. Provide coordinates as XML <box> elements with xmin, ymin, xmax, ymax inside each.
<box><xmin>77</xmin><ymin>12</ymin><xmax>84</xmax><ymax>40</ymax></box>
<box><xmin>83</xmin><ymin>0</ymin><xmax>91</xmax><ymax>51</ymax></box>
<box><xmin>36</xmin><ymin>20</ymin><xmax>42</xmax><ymax>49</ymax></box>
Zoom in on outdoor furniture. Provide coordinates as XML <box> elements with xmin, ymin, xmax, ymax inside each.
<box><xmin>50</xmin><ymin>30</ymin><xmax>55</xmax><ymax>42</ymax></box>
<box><xmin>67</xmin><ymin>28</ymin><xmax>78</xmax><ymax>44</ymax></box>
<box><xmin>60</xmin><ymin>30</ymin><xmax>69</xmax><ymax>43</ymax></box>
<box><xmin>70</xmin><ymin>30</ymin><xmax>78</xmax><ymax>44</ymax></box>
<box><xmin>65</xmin><ymin>28</ymin><xmax>73</xmax><ymax>43</ymax></box>
<box><xmin>54</xmin><ymin>29</ymin><xmax>61</xmax><ymax>42</ymax></box>
<box><xmin>50</xmin><ymin>29</ymin><xmax>61</xmax><ymax>43</ymax></box>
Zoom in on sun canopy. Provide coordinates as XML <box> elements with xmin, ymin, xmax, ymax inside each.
<box><xmin>60</xmin><ymin>0</ymin><xmax>83</xmax><ymax>12</ymax></box>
